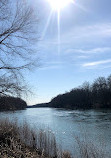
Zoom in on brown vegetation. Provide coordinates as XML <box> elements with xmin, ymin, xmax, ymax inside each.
<box><xmin>0</xmin><ymin>119</ymin><xmax>71</xmax><ymax>158</ymax></box>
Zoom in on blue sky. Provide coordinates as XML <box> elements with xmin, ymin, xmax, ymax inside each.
<box><xmin>27</xmin><ymin>0</ymin><xmax>111</xmax><ymax>105</ymax></box>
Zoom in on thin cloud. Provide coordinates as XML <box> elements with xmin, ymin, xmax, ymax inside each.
<box><xmin>40</xmin><ymin>61</ymin><xmax>65</xmax><ymax>70</ymax></box>
<box><xmin>77</xmin><ymin>55</ymin><xmax>89</xmax><ymax>59</ymax></box>
<box><xmin>65</xmin><ymin>47</ymin><xmax>111</xmax><ymax>54</ymax></box>
<box><xmin>39</xmin><ymin>22</ymin><xmax>111</xmax><ymax>49</ymax></box>
<box><xmin>40</xmin><ymin>65</ymin><xmax>62</xmax><ymax>70</ymax></box>
<box><xmin>59</xmin><ymin>22</ymin><xmax>111</xmax><ymax>45</ymax></box>
<box><xmin>83</xmin><ymin>59</ymin><xmax>111</xmax><ymax>67</ymax></box>
<box><xmin>76</xmin><ymin>47</ymin><xmax>111</xmax><ymax>54</ymax></box>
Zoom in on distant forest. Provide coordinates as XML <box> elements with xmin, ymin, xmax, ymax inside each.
<box><xmin>49</xmin><ymin>75</ymin><xmax>111</xmax><ymax>109</ymax></box>
<box><xmin>0</xmin><ymin>97</ymin><xmax>27</xmax><ymax>111</ymax></box>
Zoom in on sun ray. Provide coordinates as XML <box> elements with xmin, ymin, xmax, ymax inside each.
<box><xmin>73</xmin><ymin>1</ymin><xmax>88</xmax><ymax>12</ymax></box>
<box><xmin>44</xmin><ymin>0</ymin><xmax>75</xmax><ymax>55</ymax></box>
<box><xmin>57</xmin><ymin>9</ymin><xmax>61</xmax><ymax>55</ymax></box>
<box><xmin>41</xmin><ymin>10</ymin><xmax>53</xmax><ymax>40</ymax></box>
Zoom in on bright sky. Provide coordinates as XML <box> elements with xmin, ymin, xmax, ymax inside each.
<box><xmin>27</xmin><ymin>0</ymin><xmax>111</xmax><ymax>105</ymax></box>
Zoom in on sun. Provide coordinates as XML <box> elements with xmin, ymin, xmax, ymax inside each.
<box><xmin>47</xmin><ymin>0</ymin><xmax>73</xmax><ymax>11</ymax></box>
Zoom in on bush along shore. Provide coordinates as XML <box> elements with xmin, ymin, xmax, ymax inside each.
<box><xmin>0</xmin><ymin>119</ymin><xmax>109</xmax><ymax>158</ymax></box>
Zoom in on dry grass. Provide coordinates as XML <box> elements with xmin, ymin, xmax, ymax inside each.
<box><xmin>75</xmin><ymin>137</ymin><xmax>109</xmax><ymax>158</ymax></box>
<box><xmin>0</xmin><ymin>119</ymin><xmax>71</xmax><ymax>158</ymax></box>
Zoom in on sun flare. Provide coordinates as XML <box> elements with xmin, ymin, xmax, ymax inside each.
<box><xmin>48</xmin><ymin>0</ymin><xmax>73</xmax><ymax>11</ymax></box>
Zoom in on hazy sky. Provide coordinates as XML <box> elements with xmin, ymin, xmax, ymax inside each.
<box><xmin>27</xmin><ymin>0</ymin><xmax>111</xmax><ymax>105</ymax></box>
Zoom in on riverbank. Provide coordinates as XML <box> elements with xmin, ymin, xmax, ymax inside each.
<box><xmin>0</xmin><ymin>118</ymin><xmax>109</xmax><ymax>158</ymax></box>
<box><xmin>0</xmin><ymin>119</ymin><xmax>71</xmax><ymax>158</ymax></box>
<box><xmin>0</xmin><ymin>120</ymin><xmax>40</xmax><ymax>158</ymax></box>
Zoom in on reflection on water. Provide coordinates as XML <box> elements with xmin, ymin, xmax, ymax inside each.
<box><xmin>0</xmin><ymin>108</ymin><xmax>111</xmax><ymax>155</ymax></box>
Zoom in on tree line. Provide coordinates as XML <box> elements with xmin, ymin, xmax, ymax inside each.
<box><xmin>0</xmin><ymin>96</ymin><xmax>27</xmax><ymax>111</ymax></box>
<box><xmin>49</xmin><ymin>75</ymin><xmax>111</xmax><ymax>109</ymax></box>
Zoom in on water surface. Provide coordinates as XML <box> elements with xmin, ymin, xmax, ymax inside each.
<box><xmin>0</xmin><ymin>108</ymin><xmax>111</xmax><ymax>155</ymax></box>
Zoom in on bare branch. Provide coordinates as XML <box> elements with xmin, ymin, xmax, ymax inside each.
<box><xmin>0</xmin><ymin>0</ymin><xmax>39</xmax><ymax>97</ymax></box>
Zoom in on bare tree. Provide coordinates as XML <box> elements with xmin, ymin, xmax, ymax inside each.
<box><xmin>0</xmin><ymin>0</ymin><xmax>38</xmax><ymax>97</ymax></box>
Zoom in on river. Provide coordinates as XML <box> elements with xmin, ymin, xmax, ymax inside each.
<box><xmin>0</xmin><ymin>108</ymin><xmax>111</xmax><ymax>156</ymax></box>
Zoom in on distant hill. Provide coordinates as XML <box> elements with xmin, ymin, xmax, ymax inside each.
<box><xmin>0</xmin><ymin>96</ymin><xmax>27</xmax><ymax>111</ymax></box>
<box><xmin>28</xmin><ymin>103</ymin><xmax>49</xmax><ymax>108</ymax></box>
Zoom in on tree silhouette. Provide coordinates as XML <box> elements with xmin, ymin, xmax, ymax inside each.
<box><xmin>0</xmin><ymin>0</ymin><xmax>38</xmax><ymax>97</ymax></box>
<box><xmin>49</xmin><ymin>75</ymin><xmax>111</xmax><ymax>109</ymax></box>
